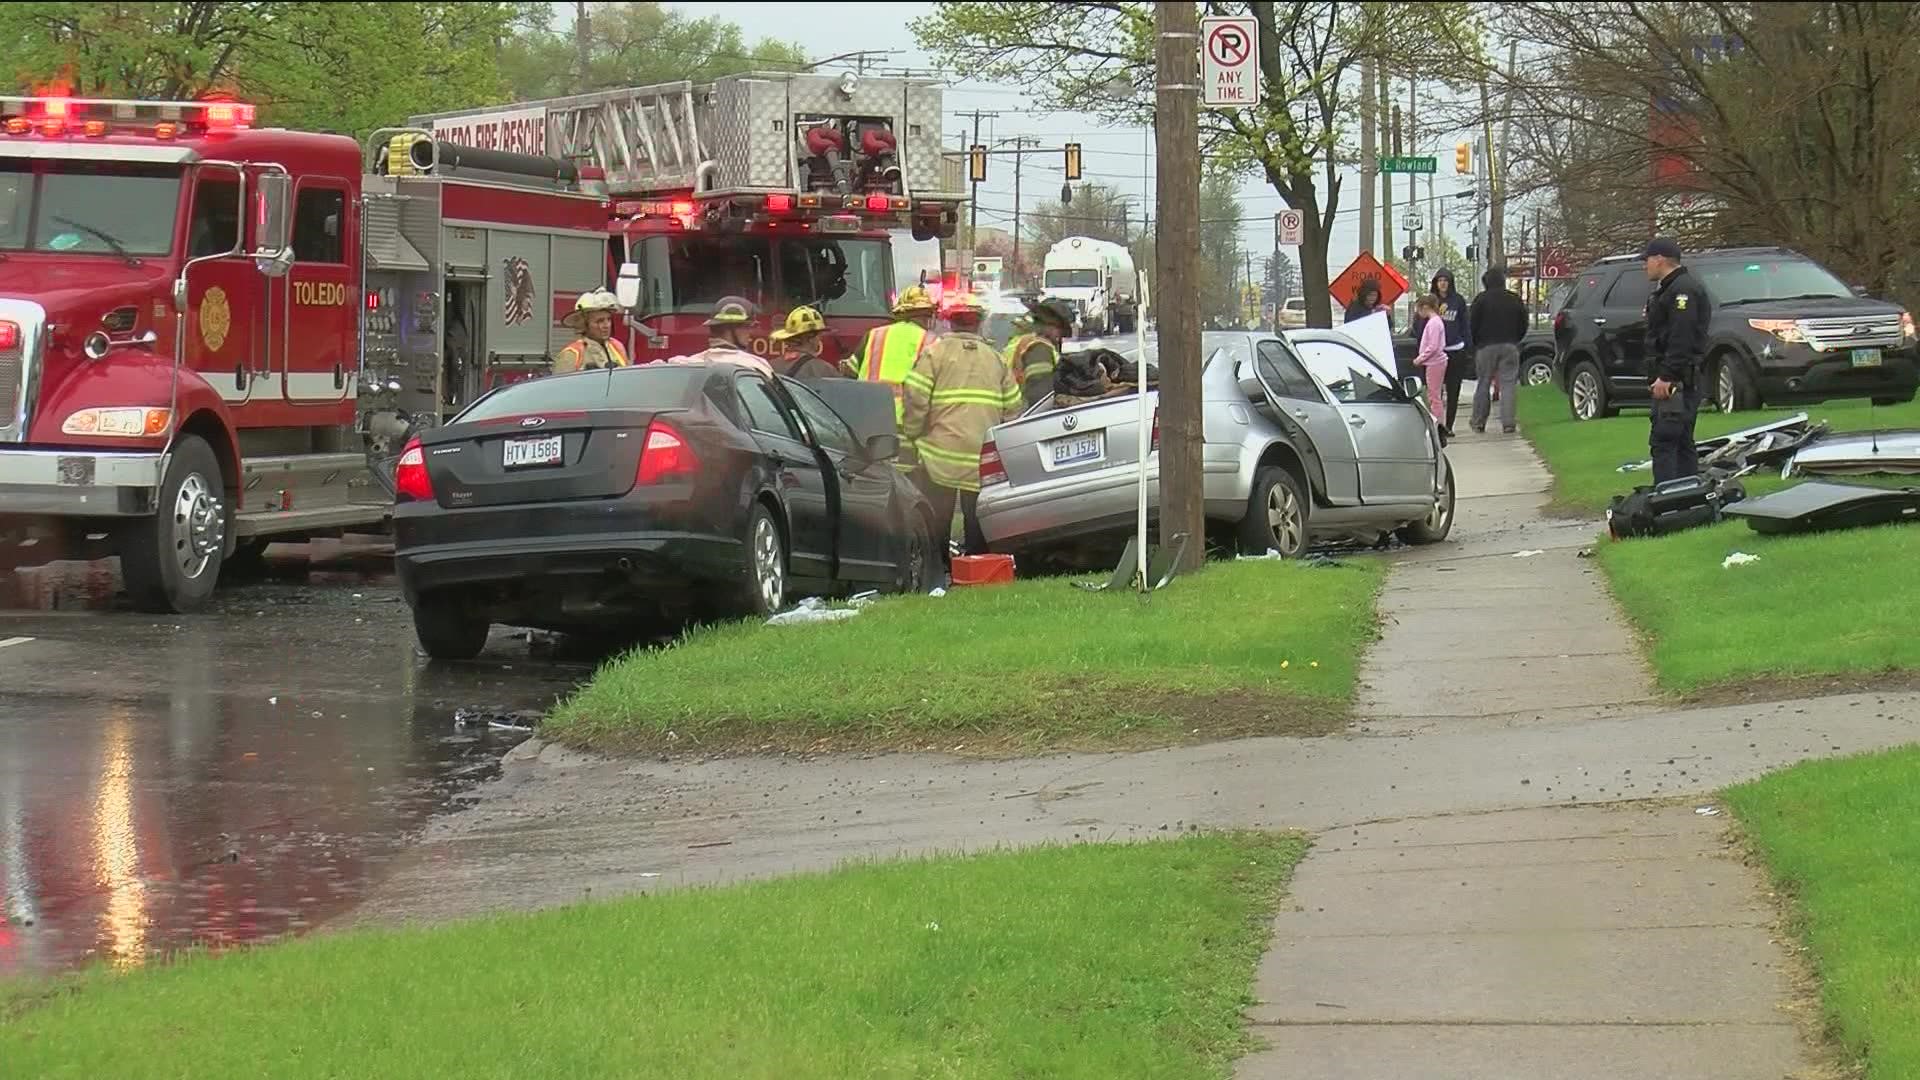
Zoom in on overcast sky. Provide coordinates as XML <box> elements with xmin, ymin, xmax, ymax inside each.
<box><xmin>660</xmin><ymin>2</ymin><xmax>1476</xmax><ymax>291</ymax></box>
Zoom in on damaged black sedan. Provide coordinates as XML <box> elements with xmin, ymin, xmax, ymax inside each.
<box><xmin>391</xmin><ymin>361</ymin><xmax>939</xmax><ymax>659</ymax></box>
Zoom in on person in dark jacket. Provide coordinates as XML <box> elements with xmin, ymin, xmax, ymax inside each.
<box><xmin>1467</xmin><ymin>268</ymin><xmax>1530</xmax><ymax>434</ymax></box>
<box><xmin>1412</xmin><ymin>269</ymin><xmax>1472</xmax><ymax>434</ymax></box>
<box><xmin>1644</xmin><ymin>237</ymin><xmax>1710</xmax><ymax>482</ymax></box>
<box><xmin>1343</xmin><ymin>281</ymin><xmax>1392</xmax><ymax>330</ymax></box>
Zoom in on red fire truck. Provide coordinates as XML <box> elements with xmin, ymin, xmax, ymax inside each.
<box><xmin>0</xmin><ymin>95</ymin><xmax>611</xmax><ymax>612</ymax></box>
<box><xmin>410</xmin><ymin>71</ymin><xmax>965</xmax><ymax>367</ymax></box>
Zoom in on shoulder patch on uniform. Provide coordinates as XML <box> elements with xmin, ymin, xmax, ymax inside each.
<box><xmin>1675</xmin><ymin>295</ymin><xmax>1688</xmax><ymax>310</ymax></box>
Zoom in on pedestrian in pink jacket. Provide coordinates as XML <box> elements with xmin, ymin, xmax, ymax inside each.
<box><xmin>1412</xmin><ymin>293</ymin><xmax>1448</xmax><ymax>421</ymax></box>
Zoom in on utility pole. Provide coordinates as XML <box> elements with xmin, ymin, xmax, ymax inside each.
<box><xmin>1406</xmin><ymin>78</ymin><xmax>1417</xmax><ymax>292</ymax></box>
<box><xmin>1379</xmin><ymin>68</ymin><xmax>1392</xmax><ymax>264</ymax></box>
<box><xmin>1359</xmin><ymin>57</ymin><xmax>1375</xmax><ymax>255</ymax></box>
<box><xmin>1493</xmin><ymin>39</ymin><xmax>1520</xmax><ymax>269</ymax></box>
<box><xmin>1010</xmin><ymin>135</ymin><xmax>1039</xmax><ymax>270</ymax></box>
<box><xmin>573</xmin><ymin>1</ymin><xmax>592</xmax><ymax>93</ymax></box>
<box><xmin>957</xmin><ymin>109</ymin><xmax>999</xmax><ymax>251</ymax></box>
<box><xmin>1154</xmin><ymin>0</ymin><xmax>1203</xmax><ymax>573</ymax></box>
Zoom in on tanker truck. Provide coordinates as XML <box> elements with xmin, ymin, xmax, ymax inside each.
<box><xmin>1040</xmin><ymin>237</ymin><xmax>1139</xmax><ymax>336</ymax></box>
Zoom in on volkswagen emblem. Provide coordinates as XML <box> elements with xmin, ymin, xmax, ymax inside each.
<box><xmin>520</xmin><ymin>416</ymin><xmax>546</xmax><ymax>428</ymax></box>
<box><xmin>1062</xmin><ymin>414</ymin><xmax>1079</xmax><ymax>431</ymax></box>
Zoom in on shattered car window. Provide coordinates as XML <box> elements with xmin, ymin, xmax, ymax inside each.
<box><xmin>1291</xmin><ymin>340</ymin><xmax>1399</xmax><ymax>404</ymax></box>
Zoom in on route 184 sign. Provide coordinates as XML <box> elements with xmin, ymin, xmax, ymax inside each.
<box><xmin>1201</xmin><ymin>16</ymin><xmax>1261</xmax><ymax>108</ymax></box>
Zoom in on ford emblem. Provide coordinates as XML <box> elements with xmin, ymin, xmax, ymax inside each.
<box><xmin>520</xmin><ymin>416</ymin><xmax>546</xmax><ymax>428</ymax></box>
<box><xmin>1063</xmin><ymin>414</ymin><xmax>1079</xmax><ymax>431</ymax></box>
<box><xmin>1854</xmin><ymin>326</ymin><xmax>1872</xmax><ymax>336</ymax></box>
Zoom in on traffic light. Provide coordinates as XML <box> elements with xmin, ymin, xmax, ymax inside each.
<box><xmin>968</xmin><ymin>143</ymin><xmax>987</xmax><ymax>183</ymax></box>
<box><xmin>1455</xmin><ymin>141</ymin><xmax>1471</xmax><ymax>174</ymax></box>
<box><xmin>1064</xmin><ymin>142</ymin><xmax>1082</xmax><ymax>181</ymax></box>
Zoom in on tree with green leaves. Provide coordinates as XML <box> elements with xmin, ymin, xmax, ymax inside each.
<box><xmin>0</xmin><ymin>2</ymin><xmax>528</xmax><ymax>138</ymax></box>
<box><xmin>916</xmin><ymin>1</ymin><xmax>1481</xmax><ymax>328</ymax></box>
<box><xmin>1264</xmin><ymin>249</ymin><xmax>1298</xmax><ymax>303</ymax></box>
<box><xmin>503</xmin><ymin>2</ymin><xmax>811</xmax><ymax>101</ymax></box>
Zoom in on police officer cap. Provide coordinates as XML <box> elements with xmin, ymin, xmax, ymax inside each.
<box><xmin>1642</xmin><ymin>237</ymin><xmax>1683</xmax><ymax>260</ymax></box>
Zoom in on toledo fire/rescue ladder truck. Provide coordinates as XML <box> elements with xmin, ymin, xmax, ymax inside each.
<box><xmin>408</xmin><ymin>71</ymin><xmax>966</xmax><ymax>367</ymax></box>
<box><xmin>0</xmin><ymin>95</ymin><xmax>610</xmax><ymax>613</ymax></box>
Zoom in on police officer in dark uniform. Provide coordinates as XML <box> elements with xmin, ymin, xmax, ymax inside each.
<box><xmin>1643</xmin><ymin>238</ymin><xmax>1710</xmax><ymax>482</ymax></box>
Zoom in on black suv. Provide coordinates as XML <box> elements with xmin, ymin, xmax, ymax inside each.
<box><xmin>1551</xmin><ymin>247</ymin><xmax>1919</xmax><ymax>419</ymax></box>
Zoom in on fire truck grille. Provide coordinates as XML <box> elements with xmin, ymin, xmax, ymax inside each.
<box><xmin>0</xmin><ymin>344</ymin><xmax>19</xmax><ymax>425</ymax></box>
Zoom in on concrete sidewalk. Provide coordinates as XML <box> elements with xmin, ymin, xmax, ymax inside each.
<box><xmin>1236</xmin><ymin>427</ymin><xmax>1815</xmax><ymax>1079</ymax></box>
<box><xmin>1235</xmin><ymin>805</ymin><xmax>1810</xmax><ymax>1080</ymax></box>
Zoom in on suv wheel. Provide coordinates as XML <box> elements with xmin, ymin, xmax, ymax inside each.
<box><xmin>1567</xmin><ymin>361</ymin><xmax>1615</xmax><ymax>421</ymax></box>
<box><xmin>1714</xmin><ymin>357</ymin><xmax>1760</xmax><ymax>413</ymax></box>
<box><xmin>1522</xmin><ymin>355</ymin><xmax>1554</xmax><ymax>386</ymax></box>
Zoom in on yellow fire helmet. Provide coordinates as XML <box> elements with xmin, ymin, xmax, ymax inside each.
<box><xmin>891</xmin><ymin>285</ymin><xmax>936</xmax><ymax>315</ymax></box>
<box><xmin>562</xmin><ymin>288</ymin><xmax>621</xmax><ymax>330</ymax></box>
<box><xmin>770</xmin><ymin>305</ymin><xmax>826</xmax><ymax>342</ymax></box>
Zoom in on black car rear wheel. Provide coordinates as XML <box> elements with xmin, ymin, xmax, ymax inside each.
<box><xmin>413</xmin><ymin>595</ymin><xmax>490</xmax><ymax>660</ymax></box>
<box><xmin>1568</xmin><ymin>361</ymin><xmax>1614</xmax><ymax>421</ymax></box>
<box><xmin>1522</xmin><ymin>354</ymin><xmax>1554</xmax><ymax>386</ymax></box>
<box><xmin>740</xmin><ymin>504</ymin><xmax>787</xmax><ymax>617</ymax></box>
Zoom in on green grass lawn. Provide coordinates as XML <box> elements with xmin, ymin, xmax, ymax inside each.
<box><xmin>1514</xmin><ymin>384</ymin><xmax>1920</xmax><ymax>515</ymax></box>
<box><xmin>548</xmin><ymin>559</ymin><xmax>1385</xmax><ymax>753</ymax></box>
<box><xmin>1516</xmin><ymin>385</ymin><xmax>1920</xmax><ymax>691</ymax></box>
<box><xmin>1</xmin><ymin>833</ymin><xmax>1306</xmax><ymax>1080</ymax></box>
<box><xmin>1727</xmin><ymin>748</ymin><xmax>1920</xmax><ymax>1080</ymax></box>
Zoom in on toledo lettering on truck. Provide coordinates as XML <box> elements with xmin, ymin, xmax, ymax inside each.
<box><xmin>293</xmin><ymin>281</ymin><xmax>348</xmax><ymax>306</ymax></box>
<box><xmin>429</xmin><ymin>106</ymin><xmax>548</xmax><ymax>156</ymax></box>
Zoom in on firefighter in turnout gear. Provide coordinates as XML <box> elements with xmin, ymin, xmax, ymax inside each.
<box><xmin>677</xmin><ymin>295</ymin><xmax>771</xmax><ymax>372</ymax></box>
<box><xmin>769</xmin><ymin>306</ymin><xmax>841</xmax><ymax>380</ymax></box>
<box><xmin>1008</xmin><ymin>297</ymin><xmax>1073</xmax><ymax>406</ymax></box>
<box><xmin>553</xmin><ymin>290</ymin><xmax>630</xmax><ymax>374</ymax></box>
<box><xmin>848</xmin><ymin>285</ymin><xmax>937</xmax><ymax>419</ymax></box>
<box><xmin>900</xmin><ymin>292</ymin><xmax>1022</xmax><ymax>560</ymax></box>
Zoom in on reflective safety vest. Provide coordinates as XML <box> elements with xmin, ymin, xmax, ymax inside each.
<box><xmin>1005</xmin><ymin>334</ymin><xmax>1059</xmax><ymax>405</ymax></box>
<box><xmin>554</xmin><ymin>337</ymin><xmax>630</xmax><ymax>374</ymax></box>
<box><xmin>856</xmin><ymin>321</ymin><xmax>934</xmax><ymax>422</ymax></box>
<box><xmin>900</xmin><ymin>332</ymin><xmax>1024</xmax><ymax>492</ymax></box>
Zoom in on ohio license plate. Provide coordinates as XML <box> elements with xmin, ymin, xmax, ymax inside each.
<box><xmin>503</xmin><ymin>434</ymin><xmax>563</xmax><ymax>468</ymax></box>
<box><xmin>1851</xmin><ymin>347</ymin><xmax>1883</xmax><ymax>368</ymax></box>
<box><xmin>1049</xmin><ymin>432</ymin><xmax>1102</xmax><ymax>466</ymax></box>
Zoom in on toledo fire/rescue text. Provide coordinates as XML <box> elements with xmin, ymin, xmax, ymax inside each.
<box><xmin>294</xmin><ymin>280</ymin><xmax>348</xmax><ymax>306</ymax></box>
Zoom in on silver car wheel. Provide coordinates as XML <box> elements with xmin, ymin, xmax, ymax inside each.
<box><xmin>1716</xmin><ymin>365</ymin><xmax>1736</xmax><ymax>414</ymax></box>
<box><xmin>172</xmin><ymin>472</ymin><xmax>223</xmax><ymax>581</ymax></box>
<box><xmin>1571</xmin><ymin>369</ymin><xmax>1601</xmax><ymax>420</ymax></box>
<box><xmin>1524</xmin><ymin>359</ymin><xmax>1553</xmax><ymax>386</ymax></box>
<box><xmin>1425</xmin><ymin>475</ymin><xmax>1454</xmax><ymax>535</ymax></box>
<box><xmin>753</xmin><ymin>515</ymin><xmax>785</xmax><ymax>612</ymax></box>
<box><xmin>1267</xmin><ymin>484</ymin><xmax>1303</xmax><ymax>554</ymax></box>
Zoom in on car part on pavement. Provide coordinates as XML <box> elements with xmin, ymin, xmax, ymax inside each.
<box><xmin>1723</xmin><ymin>480</ymin><xmax>1920</xmax><ymax>535</ymax></box>
<box><xmin>1784</xmin><ymin>428</ymin><xmax>1920</xmax><ymax>477</ymax></box>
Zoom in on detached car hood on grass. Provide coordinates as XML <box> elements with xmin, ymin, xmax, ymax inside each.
<box><xmin>1786</xmin><ymin>429</ymin><xmax>1920</xmax><ymax>476</ymax></box>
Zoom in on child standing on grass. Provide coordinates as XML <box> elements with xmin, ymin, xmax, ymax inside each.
<box><xmin>1413</xmin><ymin>293</ymin><xmax>1448</xmax><ymax>421</ymax></box>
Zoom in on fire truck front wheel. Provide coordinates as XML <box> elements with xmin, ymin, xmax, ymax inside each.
<box><xmin>119</xmin><ymin>435</ymin><xmax>228</xmax><ymax>614</ymax></box>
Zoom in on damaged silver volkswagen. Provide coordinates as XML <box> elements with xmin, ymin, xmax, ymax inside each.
<box><xmin>975</xmin><ymin>314</ymin><xmax>1456</xmax><ymax>568</ymax></box>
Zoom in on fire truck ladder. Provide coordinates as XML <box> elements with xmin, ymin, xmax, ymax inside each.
<box><xmin>538</xmin><ymin>82</ymin><xmax>712</xmax><ymax>193</ymax></box>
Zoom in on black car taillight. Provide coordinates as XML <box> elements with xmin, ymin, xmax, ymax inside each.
<box><xmin>634</xmin><ymin>420</ymin><xmax>698</xmax><ymax>486</ymax></box>
<box><xmin>393</xmin><ymin>438</ymin><xmax>432</xmax><ymax>503</ymax></box>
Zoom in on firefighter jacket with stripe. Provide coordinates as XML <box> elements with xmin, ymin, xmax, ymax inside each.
<box><xmin>553</xmin><ymin>337</ymin><xmax>629</xmax><ymax>374</ymax></box>
<box><xmin>901</xmin><ymin>331</ymin><xmax>1023</xmax><ymax>492</ymax></box>
<box><xmin>854</xmin><ymin>320</ymin><xmax>934</xmax><ymax>422</ymax></box>
<box><xmin>1004</xmin><ymin>334</ymin><xmax>1060</xmax><ymax>406</ymax></box>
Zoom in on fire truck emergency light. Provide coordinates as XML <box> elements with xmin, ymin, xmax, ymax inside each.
<box><xmin>0</xmin><ymin>321</ymin><xmax>19</xmax><ymax>350</ymax></box>
<box><xmin>765</xmin><ymin>192</ymin><xmax>794</xmax><ymax>213</ymax></box>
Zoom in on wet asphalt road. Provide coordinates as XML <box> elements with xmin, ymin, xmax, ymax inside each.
<box><xmin>0</xmin><ymin>554</ymin><xmax>592</xmax><ymax>977</ymax></box>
